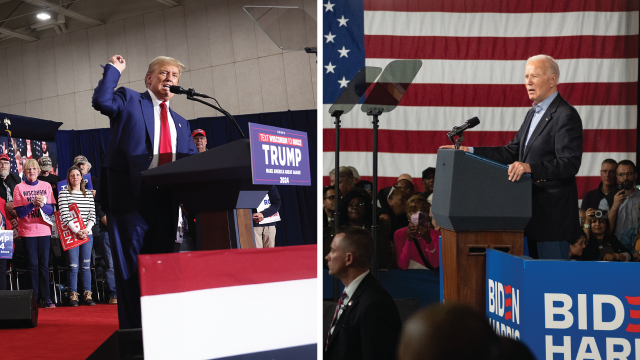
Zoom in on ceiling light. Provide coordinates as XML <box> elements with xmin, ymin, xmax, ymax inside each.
<box><xmin>36</xmin><ymin>13</ymin><xmax>51</xmax><ymax>20</ymax></box>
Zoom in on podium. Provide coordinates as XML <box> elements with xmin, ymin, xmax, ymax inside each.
<box><xmin>432</xmin><ymin>149</ymin><xmax>532</xmax><ymax>311</ymax></box>
<box><xmin>142</xmin><ymin>140</ymin><xmax>271</xmax><ymax>250</ymax></box>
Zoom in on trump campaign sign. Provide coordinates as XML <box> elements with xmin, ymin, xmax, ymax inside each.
<box><xmin>486</xmin><ymin>249</ymin><xmax>640</xmax><ymax>360</ymax></box>
<box><xmin>249</xmin><ymin>123</ymin><xmax>311</xmax><ymax>186</ymax></box>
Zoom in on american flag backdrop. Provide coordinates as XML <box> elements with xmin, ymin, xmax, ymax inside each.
<box><xmin>322</xmin><ymin>0</ymin><xmax>639</xmax><ymax>201</ymax></box>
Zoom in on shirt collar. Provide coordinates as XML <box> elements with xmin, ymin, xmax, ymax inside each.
<box><xmin>533</xmin><ymin>91</ymin><xmax>558</xmax><ymax>113</ymax></box>
<box><xmin>343</xmin><ymin>270</ymin><xmax>369</xmax><ymax>301</ymax></box>
<box><xmin>25</xmin><ymin>178</ymin><xmax>38</xmax><ymax>185</ymax></box>
<box><xmin>147</xmin><ymin>89</ymin><xmax>170</xmax><ymax>108</ymax></box>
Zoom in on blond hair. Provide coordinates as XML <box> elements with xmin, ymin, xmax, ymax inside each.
<box><xmin>23</xmin><ymin>159</ymin><xmax>40</xmax><ymax>173</ymax></box>
<box><xmin>145</xmin><ymin>56</ymin><xmax>186</xmax><ymax>88</ymax></box>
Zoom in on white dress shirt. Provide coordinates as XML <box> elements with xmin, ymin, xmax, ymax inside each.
<box><xmin>147</xmin><ymin>90</ymin><xmax>178</xmax><ymax>170</ymax></box>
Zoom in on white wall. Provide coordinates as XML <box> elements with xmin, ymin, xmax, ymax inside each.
<box><xmin>0</xmin><ymin>0</ymin><xmax>317</xmax><ymax>130</ymax></box>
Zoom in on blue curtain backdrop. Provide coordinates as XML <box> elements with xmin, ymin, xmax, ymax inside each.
<box><xmin>55</xmin><ymin>109</ymin><xmax>317</xmax><ymax>246</ymax></box>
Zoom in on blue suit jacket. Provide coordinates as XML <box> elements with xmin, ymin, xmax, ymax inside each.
<box><xmin>92</xmin><ymin>64</ymin><xmax>197</xmax><ymax>211</ymax></box>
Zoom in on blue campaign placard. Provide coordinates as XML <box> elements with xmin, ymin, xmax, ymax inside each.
<box><xmin>0</xmin><ymin>230</ymin><xmax>14</xmax><ymax>259</ymax></box>
<box><xmin>248</xmin><ymin>123</ymin><xmax>311</xmax><ymax>186</ymax></box>
<box><xmin>486</xmin><ymin>249</ymin><xmax>640</xmax><ymax>360</ymax></box>
<box><xmin>57</xmin><ymin>174</ymin><xmax>93</xmax><ymax>193</ymax></box>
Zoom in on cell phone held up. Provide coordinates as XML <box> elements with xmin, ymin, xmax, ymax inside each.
<box><xmin>411</xmin><ymin>211</ymin><xmax>429</xmax><ymax>228</ymax></box>
<box><xmin>617</xmin><ymin>183</ymin><xmax>624</xmax><ymax>192</ymax></box>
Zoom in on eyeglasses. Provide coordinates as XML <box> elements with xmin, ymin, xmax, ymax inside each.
<box><xmin>617</xmin><ymin>172</ymin><xmax>635</xmax><ymax>178</ymax></box>
<box><xmin>324</xmin><ymin>195</ymin><xmax>336</xmax><ymax>200</ymax></box>
<box><xmin>348</xmin><ymin>202</ymin><xmax>366</xmax><ymax>208</ymax></box>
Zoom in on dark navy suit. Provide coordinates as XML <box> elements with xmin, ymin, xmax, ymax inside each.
<box><xmin>92</xmin><ymin>64</ymin><xmax>197</xmax><ymax>329</ymax></box>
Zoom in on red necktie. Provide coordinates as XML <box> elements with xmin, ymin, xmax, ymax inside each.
<box><xmin>158</xmin><ymin>102</ymin><xmax>172</xmax><ymax>166</ymax></box>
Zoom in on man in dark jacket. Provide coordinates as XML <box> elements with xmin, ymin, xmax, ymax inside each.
<box><xmin>324</xmin><ymin>227</ymin><xmax>401</xmax><ymax>360</ymax></box>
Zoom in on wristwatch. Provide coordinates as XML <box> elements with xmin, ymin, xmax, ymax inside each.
<box><xmin>583</xmin><ymin>224</ymin><xmax>590</xmax><ymax>229</ymax></box>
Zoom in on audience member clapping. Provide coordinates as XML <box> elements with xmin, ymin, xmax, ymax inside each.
<box><xmin>583</xmin><ymin>209</ymin><xmax>630</xmax><ymax>261</ymax></box>
<box><xmin>393</xmin><ymin>195</ymin><xmax>439</xmax><ymax>270</ymax></box>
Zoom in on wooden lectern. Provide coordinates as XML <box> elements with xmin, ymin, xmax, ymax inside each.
<box><xmin>432</xmin><ymin>149</ymin><xmax>532</xmax><ymax>312</ymax></box>
<box><xmin>141</xmin><ymin>140</ymin><xmax>271</xmax><ymax>250</ymax></box>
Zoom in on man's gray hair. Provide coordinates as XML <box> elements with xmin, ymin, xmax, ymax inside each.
<box><xmin>527</xmin><ymin>54</ymin><xmax>560</xmax><ymax>83</ymax></box>
<box><xmin>338</xmin><ymin>166</ymin><xmax>355</xmax><ymax>184</ymax></box>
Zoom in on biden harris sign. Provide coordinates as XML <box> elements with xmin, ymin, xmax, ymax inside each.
<box><xmin>249</xmin><ymin>123</ymin><xmax>311</xmax><ymax>186</ymax></box>
<box><xmin>486</xmin><ymin>249</ymin><xmax>640</xmax><ymax>360</ymax></box>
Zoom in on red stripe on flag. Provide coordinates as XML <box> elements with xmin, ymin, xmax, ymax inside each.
<box><xmin>139</xmin><ymin>245</ymin><xmax>316</xmax><ymax>296</ymax></box>
<box><xmin>396</xmin><ymin>83</ymin><xmax>638</xmax><ymax>107</ymax></box>
<box><xmin>323</xmin><ymin>129</ymin><xmax>636</xmax><ymax>153</ymax></box>
<box><xmin>323</xmin><ymin>175</ymin><xmax>602</xmax><ymax>200</ymax></box>
<box><xmin>365</xmin><ymin>35</ymin><xmax>639</xmax><ymax>60</ymax></box>
<box><xmin>364</xmin><ymin>0</ymin><xmax>639</xmax><ymax>12</ymax></box>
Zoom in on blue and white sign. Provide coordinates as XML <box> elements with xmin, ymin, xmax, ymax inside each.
<box><xmin>0</xmin><ymin>230</ymin><xmax>14</xmax><ymax>259</ymax></box>
<box><xmin>486</xmin><ymin>249</ymin><xmax>640</xmax><ymax>360</ymax></box>
<box><xmin>248</xmin><ymin>123</ymin><xmax>311</xmax><ymax>186</ymax></box>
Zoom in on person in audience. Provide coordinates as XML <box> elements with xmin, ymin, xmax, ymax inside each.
<box><xmin>568</xmin><ymin>231</ymin><xmax>587</xmax><ymax>260</ymax></box>
<box><xmin>58</xmin><ymin>166</ymin><xmax>97</xmax><ymax>306</ymax></box>
<box><xmin>395</xmin><ymin>179</ymin><xmax>415</xmax><ymax>198</ymax></box>
<box><xmin>37</xmin><ymin>156</ymin><xmax>61</xmax><ymax>206</ymax></box>
<box><xmin>324</xmin><ymin>227</ymin><xmax>401</xmax><ymax>360</ymax></box>
<box><xmin>394</xmin><ymin>195</ymin><xmax>439</xmax><ymax>270</ymax></box>
<box><xmin>323</xmin><ymin>186</ymin><xmax>338</xmax><ymax>229</ymax></box>
<box><xmin>0</xmin><ymin>196</ymin><xmax>11</xmax><ymax>290</ymax></box>
<box><xmin>583</xmin><ymin>209</ymin><xmax>630</xmax><ymax>261</ymax></box>
<box><xmin>13</xmin><ymin>159</ymin><xmax>55</xmax><ymax>308</ymax></box>
<box><xmin>338</xmin><ymin>166</ymin><xmax>355</xmax><ymax>198</ymax></box>
<box><xmin>354</xmin><ymin>180</ymin><xmax>373</xmax><ymax>196</ymax></box>
<box><xmin>580</xmin><ymin>159</ymin><xmax>617</xmax><ymax>225</ymax></box>
<box><xmin>421</xmin><ymin>167</ymin><xmax>436</xmax><ymax>198</ymax></box>
<box><xmin>618</xmin><ymin>201</ymin><xmax>640</xmax><ymax>260</ymax></box>
<box><xmin>340</xmin><ymin>189</ymin><xmax>394</xmax><ymax>269</ymax></box>
<box><xmin>252</xmin><ymin>185</ymin><xmax>281</xmax><ymax>248</ymax></box>
<box><xmin>0</xmin><ymin>153</ymin><xmax>20</xmax><ymax>220</ymax></box>
<box><xmin>398</xmin><ymin>303</ymin><xmax>535</xmax><ymax>360</ymax></box>
<box><xmin>192</xmin><ymin>129</ymin><xmax>208</xmax><ymax>153</ymax></box>
<box><xmin>387</xmin><ymin>186</ymin><xmax>409</xmax><ymax>235</ymax></box>
<box><xmin>41</xmin><ymin>141</ymin><xmax>57</xmax><ymax>175</ymax></box>
<box><xmin>329</xmin><ymin>168</ymin><xmax>335</xmax><ymax>186</ymax></box>
<box><xmin>599</xmin><ymin>160</ymin><xmax>640</xmax><ymax>237</ymax></box>
<box><xmin>397</xmin><ymin>173</ymin><xmax>412</xmax><ymax>183</ymax></box>
<box><xmin>347</xmin><ymin>166</ymin><xmax>361</xmax><ymax>182</ymax></box>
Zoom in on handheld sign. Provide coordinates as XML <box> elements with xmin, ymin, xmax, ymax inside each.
<box><xmin>10</xmin><ymin>217</ymin><xmax>18</xmax><ymax>239</ymax></box>
<box><xmin>257</xmin><ymin>193</ymin><xmax>281</xmax><ymax>225</ymax></box>
<box><xmin>249</xmin><ymin>123</ymin><xmax>311</xmax><ymax>186</ymax></box>
<box><xmin>57</xmin><ymin>174</ymin><xmax>93</xmax><ymax>194</ymax></box>
<box><xmin>0</xmin><ymin>230</ymin><xmax>13</xmax><ymax>259</ymax></box>
<box><xmin>55</xmin><ymin>203</ymin><xmax>89</xmax><ymax>251</ymax></box>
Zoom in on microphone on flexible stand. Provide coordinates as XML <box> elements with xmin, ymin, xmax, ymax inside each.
<box><xmin>169</xmin><ymin>86</ymin><xmax>209</xmax><ymax>98</ymax></box>
<box><xmin>447</xmin><ymin>117</ymin><xmax>480</xmax><ymax>149</ymax></box>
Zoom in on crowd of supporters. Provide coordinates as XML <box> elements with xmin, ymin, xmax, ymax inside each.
<box><xmin>324</xmin><ymin>158</ymin><xmax>640</xmax><ymax>268</ymax></box>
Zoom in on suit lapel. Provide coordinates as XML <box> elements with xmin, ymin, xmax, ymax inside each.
<box><xmin>520</xmin><ymin>108</ymin><xmax>535</xmax><ymax>160</ymax></box>
<box><xmin>327</xmin><ymin>274</ymin><xmax>371</xmax><ymax>348</ymax></box>
<box><xmin>140</xmin><ymin>91</ymin><xmax>155</xmax><ymax>150</ymax></box>
<box><xmin>522</xmin><ymin>94</ymin><xmax>562</xmax><ymax>162</ymax></box>
<box><xmin>170</xmin><ymin>107</ymin><xmax>184</xmax><ymax>153</ymax></box>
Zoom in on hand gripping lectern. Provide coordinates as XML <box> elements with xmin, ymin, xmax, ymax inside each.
<box><xmin>142</xmin><ymin>140</ymin><xmax>271</xmax><ymax>250</ymax></box>
<box><xmin>432</xmin><ymin>149</ymin><xmax>532</xmax><ymax>312</ymax></box>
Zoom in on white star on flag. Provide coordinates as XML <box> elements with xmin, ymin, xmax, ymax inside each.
<box><xmin>338</xmin><ymin>46</ymin><xmax>350</xmax><ymax>58</ymax></box>
<box><xmin>324</xmin><ymin>1</ymin><xmax>334</xmax><ymax>12</ymax></box>
<box><xmin>338</xmin><ymin>76</ymin><xmax>350</xmax><ymax>88</ymax></box>
<box><xmin>325</xmin><ymin>62</ymin><xmax>336</xmax><ymax>73</ymax></box>
<box><xmin>337</xmin><ymin>15</ymin><xmax>348</xmax><ymax>27</ymax></box>
<box><xmin>325</xmin><ymin>32</ymin><xmax>336</xmax><ymax>43</ymax></box>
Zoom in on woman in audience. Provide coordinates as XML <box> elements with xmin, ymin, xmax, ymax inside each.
<box><xmin>387</xmin><ymin>186</ymin><xmax>409</xmax><ymax>235</ymax></box>
<box><xmin>583</xmin><ymin>209</ymin><xmax>630</xmax><ymax>261</ymax></box>
<box><xmin>0</xmin><ymin>196</ymin><xmax>11</xmax><ymax>290</ymax></box>
<box><xmin>340</xmin><ymin>188</ymin><xmax>395</xmax><ymax>269</ymax></box>
<box><xmin>58</xmin><ymin>166</ymin><xmax>97</xmax><ymax>306</ymax></box>
<box><xmin>13</xmin><ymin>159</ymin><xmax>56</xmax><ymax>308</ymax></box>
<box><xmin>568</xmin><ymin>231</ymin><xmax>587</xmax><ymax>260</ymax></box>
<box><xmin>394</xmin><ymin>195</ymin><xmax>439</xmax><ymax>270</ymax></box>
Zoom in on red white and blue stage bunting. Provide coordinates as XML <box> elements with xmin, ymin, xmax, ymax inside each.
<box><xmin>139</xmin><ymin>245</ymin><xmax>317</xmax><ymax>360</ymax></box>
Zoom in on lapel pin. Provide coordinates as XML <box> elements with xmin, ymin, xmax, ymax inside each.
<box><xmin>348</xmin><ymin>301</ymin><xmax>353</xmax><ymax>306</ymax></box>
<box><xmin>179</xmin><ymin>124</ymin><xmax>181</xmax><ymax>127</ymax></box>
<box><xmin>545</xmin><ymin>118</ymin><xmax>548</xmax><ymax>121</ymax></box>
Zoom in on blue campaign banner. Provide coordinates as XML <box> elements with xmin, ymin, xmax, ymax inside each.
<box><xmin>248</xmin><ymin>123</ymin><xmax>311</xmax><ymax>186</ymax></box>
<box><xmin>0</xmin><ymin>230</ymin><xmax>13</xmax><ymax>259</ymax></box>
<box><xmin>56</xmin><ymin>174</ymin><xmax>93</xmax><ymax>193</ymax></box>
<box><xmin>486</xmin><ymin>249</ymin><xmax>640</xmax><ymax>360</ymax></box>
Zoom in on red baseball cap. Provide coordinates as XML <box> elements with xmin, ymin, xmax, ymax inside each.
<box><xmin>0</xmin><ymin>154</ymin><xmax>8</xmax><ymax>162</ymax></box>
<box><xmin>192</xmin><ymin>129</ymin><xmax>206</xmax><ymax>137</ymax></box>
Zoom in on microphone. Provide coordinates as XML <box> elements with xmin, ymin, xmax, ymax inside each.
<box><xmin>447</xmin><ymin>117</ymin><xmax>480</xmax><ymax>139</ymax></box>
<box><xmin>169</xmin><ymin>86</ymin><xmax>209</xmax><ymax>98</ymax></box>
